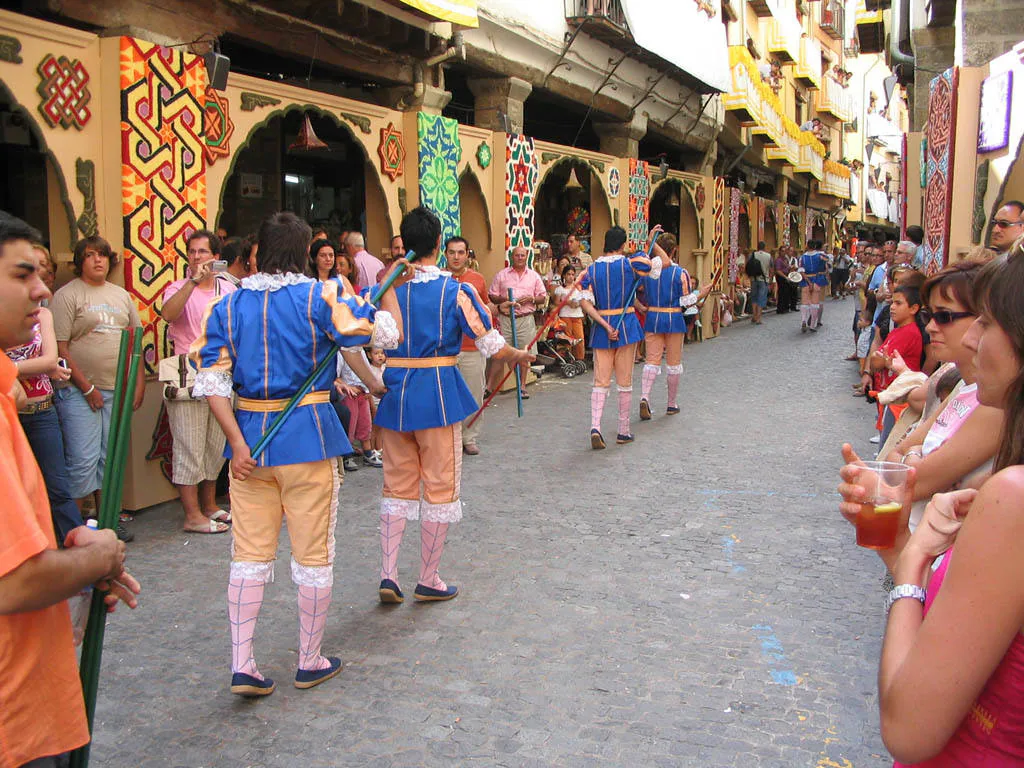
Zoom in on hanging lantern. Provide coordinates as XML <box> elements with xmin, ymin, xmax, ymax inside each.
<box><xmin>565</xmin><ymin>167</ymin><xmax>584</xmax><ymax>190</ymax></box>
<box><xmin>666</xmin><ymin>187</ymin><xmax>681</xmax><ymax>207</ymax></box>
<box><xmin>289</xmin><ymin>113</ymin><xmax>328</xmax><ymax>152</ymax></box>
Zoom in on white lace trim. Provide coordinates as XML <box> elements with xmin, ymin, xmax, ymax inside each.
<box><xmin>475</xmin><ymin>328</ymin><xmax>506</xmax><ymax>359</ymax></box>
<box><xmin>421</xmin><ymin>499</ymin><xmax>463</xmax><ymax>524</ymax></box>
<box><xmin>648</xmin><ymin>256</ymin><xmax>663</xmax><ymax>280</ymax></box>
<box><xmin>680</xmin><ymin>290</ymin><xmax>699</xmax><ymax>308</ymax></box>
<box><xmin>381</xmin><ymin>497</ymin><xmax>420</xmax><ymax>520</ymax></box>
<box><xmin>240</xmin><ymin>272</ymin><xmax>315</xmax><ymax>292</ymax></box>
<box><xmin>192</xmin><ymin>369</ymin><xmax>233</xmax><ymax>398</ymax></box>
<box><xmin>230</xmin><ymin>560</ymin><xmax>275</xmax><ymax>583</ymax></box>
<box><xmin>593</xmin><ymin>386</ymin><xmax>610</xmax><ymax>393</ymax></box>
<box><xmin>576</xmin><ymin>288</ymin><xmax>595</xmax><ymax>303</ymax></box>
<box><xmin>291</xmin><ymin>559</ymin><xmax>334</xmax><ymax>588</ymax></box>
<box><xmin>410</xmin><ymin>265</ymin><xmax>450</xmax><ymax>284</ymax></box>
<box><xmin>643</xmin><ymin>364</ymin><xmax>662</xmax><ymax>374</ymax></box>
<box><xmin>666</xmin><ymin>364</ymin><xmax>684</xmax><ymax>375</ymax></box>
<box><xmin>370</xmin><ymin>310</ymin><xmax>400</xmax><ymax>350</ymax></box>
<box><xmin>617</xmin><ymin>385</ymin><xmax>633</xmax><ymax>393</ymax></box>
<box><xmin>595</xmin><ymin>254</ymin><xmax>625</xmax><ymax>264</ymax></box>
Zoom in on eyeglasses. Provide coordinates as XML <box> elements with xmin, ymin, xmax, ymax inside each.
<box><xmin>921</xmin><ymin>309</ymin><xmax>974</xmax><ymax>325</ymax></box>
<box><xmin>991</xmin><ymin>219</ymin><xmax>1024</xmax><ymax>229</ymax></box>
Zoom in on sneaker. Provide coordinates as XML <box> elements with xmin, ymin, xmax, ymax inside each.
<box><xmin>343</xmin><ymin>457</ymin><xmax>361</xmax><ymax>472</ymax></box>
<box><xmin>869</xmin><ymin>434</ymin><xmax>880</xmax><ymax>444</ymax></box>
<box><xmin>116</xmin><ymin>522</ymin><xmax>134</xmax><ymax>543</ymax></box>
<box><xmin>363</xmin><ymin>450</ymin><xmax>383</xmax><ymax>468</ymax></box>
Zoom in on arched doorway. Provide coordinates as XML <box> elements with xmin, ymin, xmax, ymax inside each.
<box><xmin>217</xmin><ymin>109</ymin><xmax>391</xmax><ymax>251</ymax></box>
<box><xmin>535</xmin><ymin>159</ymin><xmax>594</xmax><ymax>259</ymax></box>
<box><xmin>764</xmin><ymin>218</ymin><xmax>778</xmax><ymax>250</ymax></box>
<box><xmin>458</xmin><ymin>168</ymin><xmax>494</xmax><ymax>276</ymax></box>
<box><xmin>649</xmin><ymin>179</ymin><xmax>700</xmax><ymax>274</ymax></box>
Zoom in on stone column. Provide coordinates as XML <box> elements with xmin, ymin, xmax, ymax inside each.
<box><xmin>593</xmin><ymin>113</ymin><xmax>648</xmax><ymax>159</ymax></box>
<box><xmin>466</xmin><ymin>76</ymin><xmax>532</xmax><ymax>134</ymax></box>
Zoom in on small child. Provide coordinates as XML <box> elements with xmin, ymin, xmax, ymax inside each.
<box><xmin>335</xmin><ymin>348</ymin><xmax>382</xmax><ymax>469</ymax></box>
<box><xmin>367</xmin><ymin>347</ymin><xmax>387</xmax><ymax>465</ymax></box>
<box><xmin>685</xmin><ymin>277</ymin><xmax>703</xmax><ymax>343</ymax></box>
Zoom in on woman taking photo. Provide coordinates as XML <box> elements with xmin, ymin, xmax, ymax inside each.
<box><xmin>51</xmin><ymin>235</ymin><xmax>144</xmax><ymax>534</ymax></box>
<box><xmin>309</xmin><ymin>238</ymin><xmax>338</xmax><ymax>281</ymax></box>
<box><xmin>839</xmin><ymin>243</ymin><xmax>1024</xmax><ymax>764</ymax></box>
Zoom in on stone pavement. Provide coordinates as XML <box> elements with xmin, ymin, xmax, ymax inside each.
<box><xmin>94</xmin><ymin>297</ymin><xmax>892</xmax><ymax>768</ymax></box>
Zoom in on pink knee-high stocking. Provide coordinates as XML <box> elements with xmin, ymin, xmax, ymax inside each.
<box><xmin>297</xmin><ymin>585</ymin><xmax>333</xmax><ymax>671</ymax></box>
<box><xmin>228</xmin><ymin>577</ymin><xmax>265</xmax><ymax>678</ymax></box>
<box><xmin>419</xmin><ymin>521</ymin><xmax>449</xmax><ymax>589</ymax></box>
<box><xmin>380</xmin><ymin>514</ymin><xmax>407</xmax><ymax>581</ymax></box>
<box><xmin>617</xmin><ymin>387</ymin><xmax>632</xmax><ymax>436</ymax></box>
<box><xmin>800</xmin><ymin>305</ymin><xmax>810</xmax><ymax>325</ymax></box>
<box><xmin>591</xmin><ymin>387</ymin><xmax>609</xmax><ymax>431</ymax></box>
<box><xmin>667</xmin><ymin>373</ymin><xmax>681</xmax><ymax>408</ymax></box>
<box><xmin>641</xmin><ymin>365</ymin><xmax>659</xmax><ymax>402</ymax></box>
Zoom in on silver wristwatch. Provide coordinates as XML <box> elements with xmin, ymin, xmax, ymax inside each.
<box><xmin>885</xmin><ymin>584</ymin><xmax>927</xmax><ymax>616</ymax></box>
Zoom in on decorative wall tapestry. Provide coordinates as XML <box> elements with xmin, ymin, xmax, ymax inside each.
<box><xmin>36</xmin><ymin>54</ymin><xmax>91</xmax><ymax>130</ymax></box>
<box><xmin>120</xmin><ymin>37</ymin><xmax>208</xmax><ymax>374</ymax></box>
<box><xmin>627</xmin><ymin>158</ymin><xmax>651</xmax><ymax>252</ymax></box>
<box><xmin>146</xmin><ymin>402</ymin><xmax>174</xmax><ymax>483</ymax></box>
<box><xmin>922</xmin><ymin>67</ymin><xmax>959</xmax><ymax>275</ymax></box>
<box><xmin>711</xmin><ymin>177</ymin><xmax>725</xmax><ymax>289</ymax></box>
<box><xmin>505</xmin><ymin>133</ymin><xmax>539</xmax><ymax>258</ymax></box>
<box><xmin>728</xmin><ymin>187</ymin><xmax>741</xmax><ymax>283</ymax></box>
<box><xmin>378</xmin><ymin>122</ymin><xmax>405</xmax><ymax>182</ymax></box>
<box><xmin>804</xmin><ymin>207</ymin><xmax>813</xmax><ymax>246</ymax></box>
<box><xmin>417</xmin><ymin>112</ymin><xmax>461</xmax><ymax>248</ymax></box>
<box><xmin>756</xmin><ymin>197</ymin><xmax>765</xmax><ymax>245</ymax></box>
<box><xmin>202</xmin><ymin>86</ymin><xmax>233</xmax><ymax>165</ymax></box>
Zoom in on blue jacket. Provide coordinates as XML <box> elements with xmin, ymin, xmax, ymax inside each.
<box><xmin>580</xmin><ymin>253</ymin><xmax>655</xmax><ymax>348</ymax></box>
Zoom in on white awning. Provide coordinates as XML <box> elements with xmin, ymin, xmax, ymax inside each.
<box><xmin>620</xmin><ymin>0</ymin><xmax>731</xmax><ymax>93</ymax></box>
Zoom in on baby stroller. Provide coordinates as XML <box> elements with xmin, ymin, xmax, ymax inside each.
<box><xmin>537</xmin><ymin>318</ymin><xmax>587</xmax><ymax>378</ymax></box>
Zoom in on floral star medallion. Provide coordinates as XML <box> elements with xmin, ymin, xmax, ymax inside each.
<box><xmin>476</xmin><ymin>140</ymin><xmax>492</xmax><ymax>169</ymax></box>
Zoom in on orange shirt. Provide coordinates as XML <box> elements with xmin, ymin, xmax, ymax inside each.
<box><xmin>0</xmin><ymin>355</ymin><xmax>89</xmax><ymax>767</ymax></box>
<box><xmin>453</xmin><ymin>269</ymin><xmax>489</xmax><ymax>352</ymax></box>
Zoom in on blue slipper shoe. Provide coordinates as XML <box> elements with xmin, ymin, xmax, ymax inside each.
<box><xmin>231</xmin><ymin>672</ymin><xmax>275</xmax><ymax>697</ymax></box>
<box><xmin>295</xmin><ymin>657</ymin><xmax>343</xmax><ymax>689</ymax></box>
<box><xmin>413</xmin><ymin>583</ymin><xmax>459</xmax><ymax>602</ymax></box>
<box><xmin>379</xmin><ymin>579</ymin><xmax>404</xmax><ymax>604</ymax></box>
<box><xmin>666</xmin><ymin>406</ymin><xmax>680</xmax><ymax>415</ymax></box>
<box><xmin>590</xmin><ymin>429</ymin><xmax>606</xmax><ymax>450</ymax></box>
<box><xmin>616</xmin><ymin>433</ymin><xmax>635</xmax><ymax>444</ymax></box>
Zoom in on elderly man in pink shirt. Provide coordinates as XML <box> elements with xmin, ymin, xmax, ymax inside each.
<box><xmin>487</xmin><ymin>245</ymin><xmax>547</xmax><ymax>398</ymax></box>
<box><xmin>344</xmin><ymin>232</ymin><xmax>385</xmax><ymax>292</ymax></box>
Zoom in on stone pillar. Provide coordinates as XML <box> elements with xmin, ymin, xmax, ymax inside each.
<box><xmin>466</xmin><ymin>76</ymin><xmax>532</xmax><ymax>134</ymax></box>
<box><xmin>593</xmin><ymin>113</ymin><xmax>648</xmax><ymax>159</ymax></box>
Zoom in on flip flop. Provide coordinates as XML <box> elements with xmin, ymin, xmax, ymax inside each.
<box><xmin>184</xmin><ymin>518</ymin><xmax>230</xmax><ymax>534</ymax></box>
<box><xmin>207</xmin><ymin>509</ymin><xmax>232</xmax><ymax>525</ymax></box>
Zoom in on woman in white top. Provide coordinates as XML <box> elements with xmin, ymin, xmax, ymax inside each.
<box><xmin>552</xmin><ymin>264</ymin><xmax>592</xmax><ymax>362</ymax></box>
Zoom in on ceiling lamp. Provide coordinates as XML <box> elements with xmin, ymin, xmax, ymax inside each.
<box><xmin>565</xmin><ymin>168</ymin><xmax>584</xmax><ymax>190</ymax></box>
<box><xmin>666</xmin><ymin>187</ymin><xmax>681</xmax><ymax>207</ymax></box>
<box><xmin>289</xmin><ymin>113</ymin><xmax>328</xmax><ymax>152</ymax></box>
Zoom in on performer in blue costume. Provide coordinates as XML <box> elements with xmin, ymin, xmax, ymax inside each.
<box><xmin>637</xmin><ymin>233</ymin><xmax>712</xmax><ymax>419</ymax></box>
<box><xmin>799</xmin><ymin>239</ymin><xmax>830</xmax><ymax>332</ymax></box>
<box><xmin>375</xmin><ymin>206</ymin><xmax>534</xmax><ymax>604</ymax></box>
<box><xmin>579</xmin><ymin>225</ymin><xmax>669</xmax><ymax>449</ymax></box>
<box><xmin>192</xmin><ymin>212</ymin><xmax>406</xmax><ymax>697</ymax></box>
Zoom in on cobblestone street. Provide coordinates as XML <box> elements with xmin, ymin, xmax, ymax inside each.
<box><xmin>95</xmin><ymin>300</ymin><xmax>893</xmax><ymax>768</ymax></box>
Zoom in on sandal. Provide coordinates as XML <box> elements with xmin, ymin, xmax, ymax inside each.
<box><xmin>119</xmin><ymin>512</ymin><xmax>135</xmax><ymax>523</ymax></box>
<box><xmin>206</xmin><ymin>509</ymin><xmax>232</xmax><ymax>525</ymax></box>
<box><xmin>184</xmin><ymin>518</ymin><xmax>230</xmax><ymax>534</ymax></box>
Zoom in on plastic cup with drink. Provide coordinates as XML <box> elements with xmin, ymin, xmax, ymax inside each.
<box><xmin>853</xmin><ymin>461</ymin><xmax>910</xmax><ymax>550</ymax></box>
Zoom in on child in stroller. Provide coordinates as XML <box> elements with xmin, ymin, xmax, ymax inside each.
<box><xmin>538</xmin><ymin>317</ymin><xmax>587</xmax><ymax>378</ymax></box>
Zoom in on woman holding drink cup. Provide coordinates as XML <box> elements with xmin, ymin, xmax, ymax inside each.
<box><xmin>837</xmin><ymin>243</ymin><xmax>1024</xmax><ymax>765</ymax></box>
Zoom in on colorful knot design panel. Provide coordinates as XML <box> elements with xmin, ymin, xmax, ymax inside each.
<box><xmin>203</xmin><ymin>86</ymin><xmax>233</xmax><ymax>165</ymax></box>
<box><xmin>120</xmin><ymin>37</ymin><xmax>208</xmax><ymax>374</ymax></box>
<box><xmin>711</xmin><ymin>177</ymin><xmax>725</xmax><ymax>289</ymax></box>
<box><xmin>36</xmin><ymin>54</ymin><xmax>91</xmax><ymax>130</ymax></box>
<box><xmin>728</xmin><ymin>187</ymin><xmax>741</xmax><ymax>283</ymax></box>
<box><xmin>417</xmin><ymin>112</ymin><xmax>462</xmax><ymax>247</ymax></box>
<box><xmin>505</xmin><ymin>134</ymin><xmax>539</xmax><ymax>257</ymax></box>
<box><xmin>923</xmin><ymin>67</ymin><xmax>958</xmax><ymax>275</ymax></box>
<box><xmin>378</xmin><ymin>122</ymin><xmax>406</xmax><ymax>182</ymax></box>
<box><xmin>627</xmin><ymin>159</ymin><xmax>651</xmax><ymax>252</ymax></box>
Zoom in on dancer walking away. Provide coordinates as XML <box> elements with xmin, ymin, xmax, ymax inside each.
<box><xmin>799</xmin><ymin>239</ymin><xmax>829</xmax><ymax>332</ymax></box>
<box><xmin>375</xmin><ymin>207</ymin><xmax>533</xmax><ymax>605</ymax></box>
<box><xmin>637</xmin><ymin>233</ymin><xmax>712</xmax><ymax>419</ymax></box>
<box><xmin>579</xmin><ymin>225</ymin><xmax>670</xmax><ymax>449</ymax></box>
<box><xmin>191</xmin><ymin>212</ymin><xmax>405</xmax><ymax>697</ymax></box>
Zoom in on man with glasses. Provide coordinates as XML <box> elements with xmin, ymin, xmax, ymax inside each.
<box><xmin>990</xmin><ymin>201</ymin><xmax>1024</xmax><ymax>254</ymax></box>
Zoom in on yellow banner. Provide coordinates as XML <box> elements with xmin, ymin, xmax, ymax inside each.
<box><xmin>396</xmin><ymin>0</ymin><xmax>478</xmax><ymax>27</ymax></box>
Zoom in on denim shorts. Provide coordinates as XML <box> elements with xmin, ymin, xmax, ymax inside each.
<box><xmin>750</xmin><ymin>278</ymin><xmax>769</xmax><ymax>308</ymax></box>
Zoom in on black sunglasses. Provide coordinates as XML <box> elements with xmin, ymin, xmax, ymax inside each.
<box><xmin>921</xmin><ymin>309</ymin><xmax>974</xmax><ymax>325</ymax></box>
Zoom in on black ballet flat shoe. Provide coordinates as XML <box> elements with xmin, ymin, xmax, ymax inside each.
<box><xmin>378</xmin><ymin>579</ymin><xmax>404</xmax><ymax>604</ymax></box>
<box><xmin>295</xmin><ymin>657</ymin><xmax>342</xmax><ymax>689</ymax></box>
<box><xmin>413</xmin><ymin>584</ymin><xmax>459</xmax><ymax>602</ymax></box>
<box><xmin>666</xmin><ymin>406</ymin><xmax>680</xmax><ymax>415</ymax></box>
<box><xmin>231</xmin><ymin>672</ymin><xmax>275</xmax><ymax>697</ymax></box>
<box><xmin>590</xmin><ymin>429</ymin><xmax>606</xmax><ymax>450</ymax></box>
<box><xmin>616</xmin><ymin>433</ymin><xmax>635</xmax><ymax>445</ymax></box>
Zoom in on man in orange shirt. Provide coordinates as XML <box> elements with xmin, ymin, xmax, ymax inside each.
<box><xmin>445</xmin><ymin>236</ymin><xmax>491</xmax><ymax>455</ymax></box>
<box><xmin>0</xmin><ymin>211</ymin><xmax>140</xmax><ymax>768</ymax></box>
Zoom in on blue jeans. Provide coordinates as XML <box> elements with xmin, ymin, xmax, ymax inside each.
<box><xmin>19</xmin><ymin>406</ymin><xmax>86</xmax><ymax>541</ymax></box>
<box><xmin>54</xmin><ymin>387</ymin><xmax>114</xmax><ymax>500</ymax></box>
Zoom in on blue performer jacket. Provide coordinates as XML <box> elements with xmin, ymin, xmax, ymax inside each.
<box><xmin>580</xmin><ymin>253</ymin><xmax>657</xmax><ymax>348</ymax></box>
<box><xmin>799</xmin><ymin>251</ymin><xmax>829</xmax><ymax>287</ymax></box>
<box><xmin>375</xmin><ymin>266</ymin><xmax>503</xmax><ymax>433</ymax></box>
<box><xmin>638</xmin><ymin>264</ymin><xmax>694</xmax><ymax>335</ymax></box>
<box><xmin>190</xmin><ymin>273</ymin><xmax>397</xmax><ymax>467</ymax></box>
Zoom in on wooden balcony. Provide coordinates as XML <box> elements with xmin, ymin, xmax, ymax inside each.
<box><xmin>765</xmin><ymin>12</ymin><xmax>801</xmax><ymax>63</ymax></box>
<box><xmin>855</xmin><ymin>3</ymin><xmax>886</xmax><ymax>54</ymax></box>
<box><xmin>748</xmin><ymin>0</ymin><xmax>779</xmax><ymax>18</ymax></box>
<box><xmin>565</xmin><ymin>0</ymin><xmax>629</xmax><ymax>43</ymax></box>
<box><xmin>819</xmin><ymin>1</ymin><xmax>844</xmax><ymax>41</ymax></box>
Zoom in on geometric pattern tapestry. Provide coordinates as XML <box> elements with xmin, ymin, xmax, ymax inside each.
<box><xmin>36</xmin><ymin>54</ymin><xmax>92</xmax><ymax>130</ymax></box>
<box><xmin>627</xmin><ymin>158</ymin><xmax>650</xmax><ymax>252</ymax></box>
<box><xmin>417</xmin><ymin>112</ymin><xmax>461</xmax><ymax>250</ymax></box>
<box><xmin>711</xmin><ymin>176</ymin><xmax>725</xmax><ymax>289</ymax></box>
<box><xmin>728</xmin><ymin>186</ymin><xmax>741</xmax><ymax>283</ymax></box>
<box><xmin>505</xmin><ymin>133</ymin><xmax>539</xmax><ymax>261</ymax></box>
<box><xmin>779</xmin><ymin>202</ymin><xmax>790</xmax><ymax>249</ymax></box>
<box><xmin>202</xmin><ymin>85</ymin><xmax>233</xmax><ymax>166</ymax></box>
<box><xmin>120</xmin><ymin>37</ymin><xmax>208</xmax><ymax>374</ymax></box>
<box><xmin>923</xmin><ymin>67</ymin><xmax>959</xmax><ymax>275</ymax></box>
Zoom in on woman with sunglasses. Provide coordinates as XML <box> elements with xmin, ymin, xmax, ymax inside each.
<box><xmin>839</xmin><ymin>241</ymin><xmax>1024</xmax><ymax>764</ymax></box>
<box><xmin>839</xmin><ymin>259</ymin><xmax>1002</xmax><ymax>530</ymax></box>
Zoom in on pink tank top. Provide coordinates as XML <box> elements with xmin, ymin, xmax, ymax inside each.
<box><xmin>895</xmin><ymin>550</ymin><xmax>1024</xmax><ymax>767</ymax></box>
<box><xmin>5</xmin><ymin>326</ymin><xmax>53</xmax><ymax>399</ymax></box>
